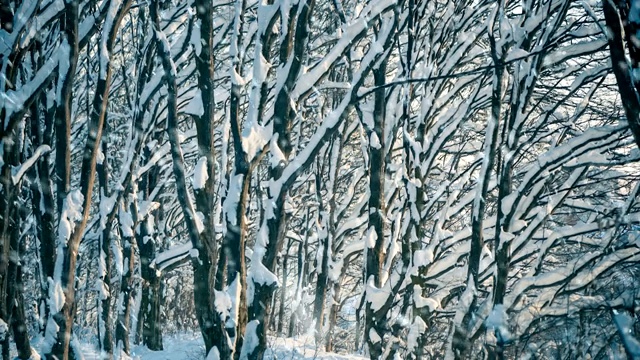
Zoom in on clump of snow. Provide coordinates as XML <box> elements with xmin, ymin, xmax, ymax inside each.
<box><xmin>226</xmin><ymin>276</ymin><xmax>241</xmax><ymax>331</ymax></box>
<box><xmin>189</xmin><ymin>248</ymin><xmax>200</xmax><ymax>261</ymax></box>
<box><xmin>119</xmin><ymin>205</ymin><xmax>135</xmax><ymax>238</ymax></box>
<box><xmin>240</xmin><ymin>320</ymin><xmax>260</xmax><ymax>360</ymax></box>
<box><xmin>99</xmin><ymin>193</ymin><xmax>117</xmax><ymax>231</ymax></box>
<box><xmin>194</xmin><ymin>211</ymin><xmax>205</xmax><ymax>234</ymax></box>
<box><xmin>485</xmin><ymin>304</ymin><xmax>511</xmax><ymax>342</ymax></box>
<box><xmin>505</xmin><ymin>48</ymin><xmax>530</xmax><ymax>62</ymax></box>
<box><xmin>207</xmin><ymin>347</ymin><xmax>221</xmax><ymax>360</ymax></box>
<box><xmin>190</xmin><ymin>20</ymin><xmax>202</xmax><ymax>55</ymax></box>
<box><xmin>365</xmin><ymin>227</ymin><xmax>377</xmax><ymax>248</ymax></box>
<box><xmin>214</xmin><ymin>289</ymin><xmax>232</xmax><ymax>319</ymax></box>
<box><xmin>368</xmin><ymin>328</ymin><xmax>381</xmax><ymax>344</ymax></box>
<box><xmin>242</xmin><ymin>121</ymin><xmax>270</xmax><ymax>160</ymax></box>
<box><xmin>193</xmin><ymin>156</ymin><xmax>209</xmax><ymax>190</ymax></box>
<box><xmin>407</xmin><ymin>316</ymin><xmax>427</xmax><ymax>352</ymax></box>
<box><xmin>12</xmin><ymin>144</ymin><xmax>51</xmax><ymax>184</ymax></box>
<box><xmin>47</xmin><ymin>278</ymin><xmax>65</xmax><ymax>314</ymax></box>
<box><xmin>184</xmin><ymin>89</ymin><xmax>204</xmax><ymax>117</ymax></box>
<box><xmin>369</xmin><ymin>132</ymin><xmax>381</xmax><ymax>149</ymax></box>
<box><xmin>365</xmin><ymin>277</ymin><xmax>390</xmax><ymax>312</ymax></box>
<box><xmin>0</xmin><ymin>319</ymin><xmax>7</xmax><ymax>341</ymax></box>
<box><xmin>269</xmin><ymin>134</ymin><xmax>287</xmax><ymax>168</ymax></box>
<box><xmin>42</xmin><ymin>316</ymin><xmax>60</xmax><ymax>354</ymax></box>
<box><xmin>231</xmin><ymin>68</ymin><xmax>245</xmax><ymax>86</ymax></box>
<box><xmin>485</xmin><ymin>304</ymin><xmax>507</xmax><ymax>328</ymax></box>
<box><xmin>413</xmin><ymin>285</ymin><xmax>439</xmax><ymax>312</ymax></box>
<box><xmin>58</xmin><ymin>190</ymin><xmax>84</xmax><ymax>243</ymax></box>
<box><xmin>328</xmin><ymin>258</ymin><xmax>343</xmax><ymax>282</ymax></box>
<box><xmin>413</xmin><ymin>248</ymin><xmax>433</xmax><ymax>267</ymax></box>
<box><xmin>223</xmin><ymin>174</ymin><xmax>244</xmax><ymax>226</ymax></box>
<box><xmin>248</xmin><ymin>226</ymin><xmax>279</xmax><ymax>304</ymax></box>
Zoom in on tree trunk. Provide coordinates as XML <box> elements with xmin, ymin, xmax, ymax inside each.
<box><xmin>224</xmin><ymin>1</ymin><xmax>250</xmax><ymax>355</ymax></box>
<box><xmin>364</xmin><ymin>41</ymin><xmax>388</xmax><ymax>360</ymax></box>
<box><xmin>28</xmin><ymin>44</ymin><xmax>57</xmax><ymax>336</ymax></box>
<box><xmin>452</xmin><ymin>10</ymin><xmax>505</xmax><ymax>358</ymax></box>
<box><xmin>137</xmin><ymin>166</ymin><xmax>163</xmax><ymax>351</ymax></box>
<box><xmin>115</xmin><ymin>203</ymin><xmax>137</xmax><ymax>356</ymax></box>
<box><xmin>603</xmin><ymin>0</ymin><xmax>640</xmax><ymax>149</ymax></box>
<box><xmin>97</xmin><ymin>120</ymin><xmax>114</xmax><ymax>359</ymax></box>
<box><xmin>313</xmin><ymin>171</ymin><xmax>330</xmax><ymax>344</ymax></box>
<box><xmin>277</xmin><ymin>240</ymin><xmax>292</xmax><ymax>335</ymax></box>
<box><xmin>244</xmin><ymin>2</ymin><xmax>316</xmax><ymax>357</ymax></box>
<box><xmin>325</xmin><ymin>281</ymin><xmax>341</xmax><ymax>352</ymax></box>
<box><xmin>151</xmin><ymin>2</ymin><xmax>224</xmax><ymax>356</ymax></box>
<box><xmin>11</xmin><ymin>150</ymin><xmax>33</xmax><ymax>359</ymax></box>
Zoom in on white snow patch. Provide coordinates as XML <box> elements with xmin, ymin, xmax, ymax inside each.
<box><xmin>413</xmin><ymin>285</ymin><xmax>439</xmax><ymax>312</ymax></box>
<box><xmin>407</xmin><ymin>316</ymin><xmax>427</xmax><ymax>352</ymax></box>
<box><xmin>190</xmin><ymin>20</ymin><xmax>202</xmax><ymax>56</ymax></box>
<box><xmin>485</xmin><ymin>304</ymin><xmax>511</xmax><ymax>342</ymax></box>
<box><xmin>184</xmin><ymin>89</ymin><xmax>204</xmax><ymax>116</ymax></box>
<box><xmin>365</xmin><ymin>277</ymin><xmax>389</xmax><ymax>312</ymax></box>
<box><xmin>413</xmin><ymin>249</ymin><xmax>434</xmax><ymax>267</ymax></box>
<box><xmin>214</xmin><ymin>289</ymin><xmax>232</xmax><ymax>319</ymax></box>
<box><xmin>193</xmin><ymin>156</ymin><xmax>209</xmax><ymax>190</ymax></box>
<box><xmin>194</xmin><ymin>211</ymin><xmax>205</xmax><ymax>234</ymax></box>
<box><xmin>240</xmin><ymin>320</ymin><xmax>260</xmax><ymax>360</ymax></box>
<box><xmin>119</xmin><ymin>206</ymin><xmax>135</xmax><ymax>238</ymax></box>
<box><xmin>365</xmin><ymin>227</ymin><xmax>377</xmax><ymax>249</ymax></box>
<box><xmin>369</xmin><ymin>132</ymin><xmax>381</xmax><ymax>149</ymax></box>
<box><xmin>58</xmin><ymin>190</ymin><xmax>84</xmax><ymax>243</ymax></box>
<box><xmin>269</xmin><ymin>134</ymin><xmax>287</xmax><ymax>168</ymax></box>
<box><xmin>223</xmin><ymin>174</ymin><xmax>244</xmax><ymax>226</ymax></box>
<box><xmin>242</xmin><ymin>121</ymin><xmax>270</xmax><ymax>160</ymax></box>
<box><xmin>505</xmin><ymin>48</ymin><xmax>530</xmax><ymax>62</ymax></box>
<box><xmin>12</xmin><ymin>144</ymin><xmax>51</xmax><ymax>184</ymax></box>
<box><xmin>207</xmin><ymin>347</ymin><xmax>220</xmax><ymax>360</ymax></box>
<box><xmin>368</xmin><ymin>328</ymin><xmax>381</xmax><ymax>344</ymax></box>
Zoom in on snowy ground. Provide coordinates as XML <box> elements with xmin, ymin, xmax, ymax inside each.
<box><xmin>22</xmin><ymin>332</ymin><xmax>367</xmax><ymax>360</ymax></box>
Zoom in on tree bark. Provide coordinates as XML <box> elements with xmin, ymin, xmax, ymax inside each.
<box><xmin>151</xmin><ymin>2</ymin><xmax>224</xmax><ymax>356</ymax></box>
<box><xmin>603</xmin><ymin>0</ymin><xmax>640</xmax><ymax>149</ymax></box>
<box><xmin>46</xmin><ymin>1</ymin><xmax>132</xmax><ymax>358</ymax></box>
<box><xmin>115</xmin><ymin>201</ymin><xmax>137</xmax><ymax>356</ymax></box>
<box><xmin>452</xmin><ymin>9</ymin><xmax>505</xmax><ymax>358</ymax></box>
<box><xmin>97</xmin><ymin>118</ymin><xmax>114</xmax><ymax>359</ymax></box>
<box><xmin>364</xmin><ymin>34</ymin><xmax>388</xmax><ymax>360</ymax></box>
<box><xmin>137</xmin><ymin>160</ymin><xmax>163</xmax><ymax>351</ymax></box>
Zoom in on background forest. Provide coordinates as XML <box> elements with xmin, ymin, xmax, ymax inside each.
<box><xmin>0</xmin><ymin>0</ymin><xmax>639</xmax><ymax>359</ymax></box>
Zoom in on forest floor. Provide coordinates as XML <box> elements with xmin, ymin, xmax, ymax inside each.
<box><xmin>16</xmin><ymin>332</ymin><xmax>366</xmax><ymax>359</ymax></box>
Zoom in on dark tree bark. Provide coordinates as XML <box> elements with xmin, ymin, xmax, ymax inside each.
<box><xmin>1</xmin><ymin>125</ymin><xmax>32</xmax><ymax>360</ymax></box>
<box><xmin>245</xmin><ymin>2</ymin><xmax>316</xmax><ymax>358</ymax></box>
<box><xmin>11</xmin><ymin>156</ymin><xmax>33</xmax><ymax>359</ymax></box>
<box><xmin>97</xmin><ymin>118</ymin><xmax>114</xmax><ymax>359</ymax></box>
<box><xmin>313</xmin><ymin>170</ymin><xmax>330</xmax><ymax>344</ymax></box>
<box><xmin>363</xmin><ymin>23</ymin><xmax>391</xmax><ymax>358</ymax></box>
<box><xmin>221</xmin><ymin>1</ymin><xmax>251</xmax><ymax>356</ymax></box>
<box><xmin>603</xmin><ymin>0</ymin><xmax>640</xmax><ymax>149</ymax></box>
<box><xmin>137</xmin><ymin>156</ymin><xmax>163</xmax><ymax>351</ymax></box>
<box><xmin>44</xmin><ymin>1</ymin><xmax>78</xmax><ymax>353</ymax></box>
<box><xmin>115</xmin><ymin>202</ymin><xmax>137</xmax><ymax>355</ymax></box>
<box><xmin>277</xmin><ymin>239</ymin><xmax>292</xmax><ymax>335</ymax></box>
<box><xmin>31</xmin><ymin>82</ymin><xmax>57</xmax><ymax>335</ymax></box>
